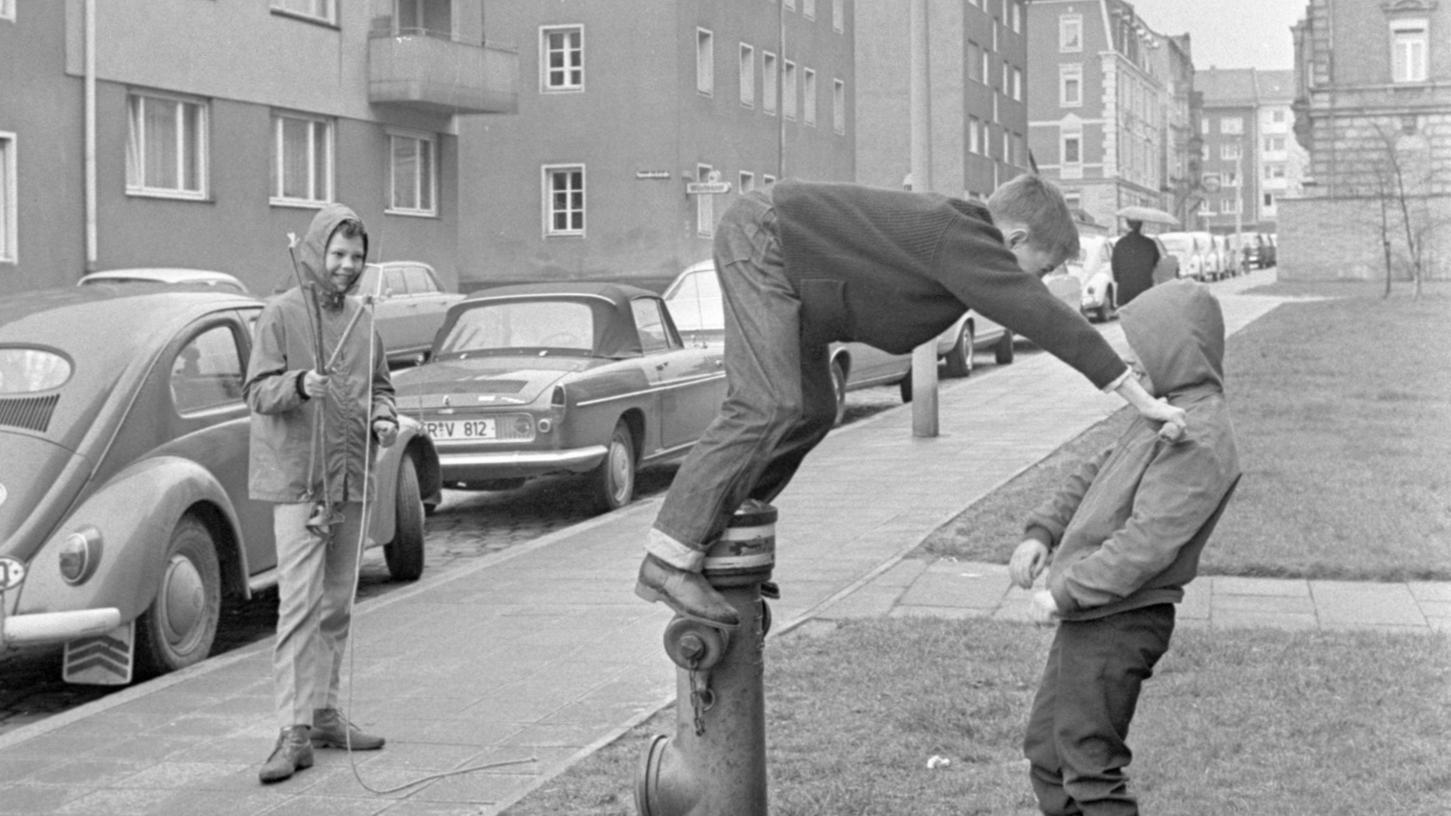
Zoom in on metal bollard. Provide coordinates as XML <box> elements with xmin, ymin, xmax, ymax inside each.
<box><xmin>636</xmin><ymin>502</ymin><xmax>778</xmax><ymax>816</ymax></box>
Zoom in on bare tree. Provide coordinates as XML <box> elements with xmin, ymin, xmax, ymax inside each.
<box><xmin>1369</xmin><ymin>121</ymin><xmax>1447</xmax><ymax>300</ymax></box>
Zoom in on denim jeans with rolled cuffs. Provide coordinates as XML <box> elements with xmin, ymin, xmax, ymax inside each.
<box><xmin>647</xmin><ymin>189</ymin><xmax>838</xmax><ymax>570</ymax></box>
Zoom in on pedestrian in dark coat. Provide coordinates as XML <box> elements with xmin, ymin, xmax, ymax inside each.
<box><xmin>1110</xmin><ymin>220</ymin><xmax>1160</xmax><ymax>306</ymax></box>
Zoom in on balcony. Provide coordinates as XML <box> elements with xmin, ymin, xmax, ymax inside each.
<box><xmin>368</xmin><ymin>29</ymin><xmax>518</xmax><ymax>116</ymax></box>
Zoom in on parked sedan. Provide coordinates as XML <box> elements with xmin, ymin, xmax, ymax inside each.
<box><xmin>356</xmin><ymin>261</ymin><xmax>465</xmax><ymax>368</ymax></box>
<box><xmin>1072</xmin><ymin>235</ymin><xmax>1116</xmax><ymax>322</ymax></box>
<box><xmin>1157</xmin><ymin>232</ymin><xmax>1207</xmax><ymax>281</ymax></box>
<box><xmin>78</xmin><ymin>267</ymin><xmax>250</xmax><ymax>294</ymax></box>
<box><xmin>0</xmin><ymin>286</ymin><xmax>440</xmax><ymax>686</ymax></box>
<box><xmin>392</xmin><ymin>282</ymin><xmax>727</xmax><ymax>511</ymax></box>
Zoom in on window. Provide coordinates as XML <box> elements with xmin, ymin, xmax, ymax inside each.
<box><xmin>1060</xmin><ymin>15</ymin><xmax>1083</xmax><ymax>52</ymax></box>
<box><xmin>695</xmin><ymin>166</ymin><xmax>715</xmax><ymax>237</ymax></box>
<box><xmin>763</xmin><ymin>174</ymin><xmax>777</xmax><ymax>187</ymax></box>
<box><xmin>1220</xmin><ymin>198</ymin><xmax>1239</xmax><ymax>214</ymax></box>
<box><xmin>1220</xmin><ymin>116</ymin><xmax>1244</xmax><ymax>135</ymax></box>
<box><xmin>784</xmin><ymin>60</ymin><xmax>797</xmax><ymax>120</ymax></box>
<box><xmin>804</xmin><ymin>0</ymin><xmax>816</xmax><ymax>21</ymax></box>
<box><xmin>1221</xmin><ymin>143</ymin><xmax>1241</xmax><ymax>160</ymax></box>
<box><xmin>739</xmin><ymin>44</ymin><xmax>755</xmax><ymax>107</ymax></box>
<box><xmin>170</xmin><ymin>325</ymin><xmax>245</xmax><ymax>416</ymax></box>
<box><xmin>1265</xmin><ymin>136</ymin><xmax>1285</xmax><ymax>152</ymax></box>
<box><xmin>632</xmin><ymin>298</ymin><xmax>675</xmax><ymax>353</ymax></box>
<box><xmin>389</xmin><ymin>132</ymin><xmax>436</xmax><ymax>216</ymax></box>
<box><xmin>542</xmin><ymin>26</ymin><xmax>583</xmax><ymax>92</ymax></box>
<box><xmin>968</xmin><ymin>42</ymin><xmax>983</xmax><ymax>83</ymax></box>
<box><xmin>544</xmin><ymin>165</ymin><xmax>585</xmax><ymax>236</ymax></box>
<box><xmin>0</xmin><ymin>1</ymin><xmax>13</xmax><ymax>21</ymax></box>
<box><xmin>803</xmin><ymin>69</ymin><xmax>817</xmax><ymax>126</ymax></box>
<box><xmin>763</xmin><ymin>52</ymin><xmax>779</xmax><ymax>114</ymax></box>
<box><xmin>0</xmin><ymin>133</ymin><xmax>13</xmax><ymax>263</ymax></box>
<box><xmin>1060</xmin><ymin>64</ymin><xmax>1082</xmax><ymax>107</ymax></box>
<box><xmin>833</xmin><ymin>78</ymin><xmax>846</xmax><ymax>134</ymax></box>
<box><xmin>696</xmin><ymin>28</ymin><xmax>714</xmax><ymax>96</ymax></box>
<box><xmin>833</xmin><ymin>0</ymin><xmax>844</xmax><ymax>33</ymax></box>
<box><xmin>739</xmin><ymin>171</ymin><xmax>755</xmax><ymax>192</ymax></box>
<box><xmin>969</xmin><ymin>116</ymin><xmax>980</xmax><ymax>154</ymax></box>
<box><xmin>1272</xmin><ymin>109</ymin><xmax>1286</xmax><ymax>124</ymax></box>
<box><xmin>1264</xmin><ymin>164</ymin><xmax>1285</xmax><ymax>180</ymax></box>
<box><xmin>270</xmin><ymin>0</ymin><xmax>334</xmax><ymax>24</ymax></box>
<box><xmin>270</xmin><ymin>113</ymin><xmax>332</xmax><ymax>206</ymax></box>
<box><xmin>1263</xmin><ymin>192</ymin><xmax>1275</xmax><ymax>208</ymax></box>
<box><xmin>1062</xmin><ymin>133</ymin><xmax>1082</xmax><ymax>165</ymax></box>
<box><xmin>126</xmin><ymin>91</ymin><xmax>208</xmax><ymax>199</ymax></box>
<box><xmin>1013</xmin><ymin>66</ymin><xmax>1023</xmax><ymax>101</ymax></box>
<box><xmin>1391</xmin><ymin>20</ymin><xmax>1429</xmax><ymax>83</ymax></box>
<box><xmin>1011</xmin><ymin>1</ymin><xmax>1023</xmax><ymax>33</ymax></box>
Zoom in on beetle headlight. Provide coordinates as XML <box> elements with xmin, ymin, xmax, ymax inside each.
<box><xmin>58</xmin><ymin>525</ymin><xmax>102</xmax><ymax>585</ymax></box>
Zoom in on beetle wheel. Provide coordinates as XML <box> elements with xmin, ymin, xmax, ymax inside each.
<box><xmin>384</xmin><ymin>454</ymin><xmax>426</xmax><ymax>581</ymax></box>
<box><xmin>592</xmin><ymin>420</ymin><xmax>637</xmax><ymax>511</ymax></box>
<box><xmin>135</xmin><ymin>515</ymin><xmax>221</xmax><ymax>679</ymax></box>
<box><xmin>942</xmin><ymin>321</ymin><xmax>974</xmax><ymax>378</ymax></box>
<box><xmin>830</xmin><ymin>358</ymin><xmax>848</xmax><ymax>426</ymax></box>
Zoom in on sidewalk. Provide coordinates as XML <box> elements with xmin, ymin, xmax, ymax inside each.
<box><xmin>1</xmin><ymin>270</ymin><xmax>1445</xmax><ymax>816</ymax></box>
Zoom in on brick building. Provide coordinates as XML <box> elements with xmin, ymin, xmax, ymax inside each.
<box><xmin>1285</xmin><ymin>0</ymin><xmax>1451</xmax><ymax>281</ymax></box>
<box><xmin>1196</xmin><ymin>68</ymin><xmax>1308</xmax><ymax>234</ymax></box>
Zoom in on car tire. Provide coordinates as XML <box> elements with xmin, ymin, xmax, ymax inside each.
<box><xmin>135</xmin><ymin>515</ymin><xmax>221</xmax><ymax>679</ymax></box>
<box><xmin>994</xmin><ymin>331</ymin><xmax>1015</xmax><ymax>365</ymax></box>
<box><xmin>830</xmin><ymin>357</ymin><xmax>848</xmax><ymax>426</ymax></box>
<box><xmin>384</xmin><ymin>454</ymin><xmax>425</xmax><ymax>582</ymax></box>
<box><xmin>941</xmin><ymin>321</ymin><xmax>974</xmax><ymax>378</ymax></box>
<box><xmin>592</xmin><ymin>420</ymin><xmax>637</xmax><ymax>512</ymax></box>
<box><xmin>898</xmin><ymin>369</ymin><xmax>913</xmax><ymax>404</ymax></box>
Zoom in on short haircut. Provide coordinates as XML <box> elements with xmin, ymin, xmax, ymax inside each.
<box><xmin>987</xmin><ymin>173</ymin><xmax>1079</xmax><ymax>264</ymax></box>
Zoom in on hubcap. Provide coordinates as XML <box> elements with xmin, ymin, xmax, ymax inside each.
<box><xmin>160</xmin><ymin>554</ymin><xmax>205</xmax><ymax>646</ymax></box>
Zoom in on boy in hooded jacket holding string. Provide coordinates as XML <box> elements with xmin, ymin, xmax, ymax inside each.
<box><xmin>1009</xmin><ymin>279</ymin><xmax>1241</xmax><ymax>815</ymax></box>
<box><xmin>244</xmin><ymin>204</ymin><xmax>398</xmax><ymax>784</ymax></box>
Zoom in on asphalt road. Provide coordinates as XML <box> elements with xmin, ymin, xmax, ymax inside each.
<box><xmin>0</xmin><ymin>382</ymin><xmax>917</xmax><ymax>735</ymax></box>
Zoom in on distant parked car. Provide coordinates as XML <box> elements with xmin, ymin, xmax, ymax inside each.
<box><xmin>78</xmin><ymin>268</ymin><xmax>249</xmax><ymax>294</ymax></box>
<box><xmin>1072</xmin><ymin>234</ymin><xmax>1117</xmax><ymax>322</ymax></box>
<box><xmin>356</xmin><ymin>261</ymin><xmax>465</xmax><ymax>368</ymax></box>
<box><xmin>0</xmin><ymin>286</ymin><xmax>440</xmax><ymax>686</ymax></box>
<box><xmin>392</xmin><ymin>281</ymin><xmax>727</xmax><ymax>511</ymax></box>
<box><xmin>1194</xmin><ymin>232</ymin><xmax>1226</xmax><ymax>281</ymax></box>
<box><xmin>1158</xmin><ymin>232</ymin><xmax>1207</xmax><ymax>281</ymax></box>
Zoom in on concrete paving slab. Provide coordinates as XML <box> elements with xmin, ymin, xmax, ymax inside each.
<box><xmin>1212</xmin><ymin>576</ymin><xmax>1311</xmax><ymax>597</ymax></box>
<box><xmin>1311</xmin><ymin>581</ymin><xmax>1427</xmax><ymax>626</ymax></box>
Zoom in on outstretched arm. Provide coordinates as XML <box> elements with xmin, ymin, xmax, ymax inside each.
<box><xmin>1112</xmin><ymin>375</ymin><xmax>1186</xmax><ymax>441</ymax></box>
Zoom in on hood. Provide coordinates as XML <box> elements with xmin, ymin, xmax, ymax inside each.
<box><xmin>392</xmin><ymin>356</ymin><xmax>591</xmax><ymax>408</ymax></box>
<box><xmin>1119</xmin><ymin>279</ymin><xmax>1224</xmax><ymax>396</ymax></box>
<box><xmin>296</xmin><ymin>203</ymin><xmax>368</xmax><ymax>306</ymax></box>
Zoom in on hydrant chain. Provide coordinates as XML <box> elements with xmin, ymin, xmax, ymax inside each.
<box><xmin>688</xmin><ymin>659</ymin><xmax>712</xmax><ymax>736</ymax></box>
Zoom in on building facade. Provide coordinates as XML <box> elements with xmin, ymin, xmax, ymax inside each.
<box><xmin>1196</xmin><ymin>68</ymin><xmax>1308</xmax><ymax>235</ymax></box>
<box><xmin>854</xmin><ymin>0</ymin><xmax>1031</xmax><ymax>200</ymax></box>
<box><xmin>1</xmin><ymin>0</ymin><xmax>518</xmax><ymax>295</ymax></box>
<box><xmin>456</xmin><ymin>1</ymin><xmax>856</xmax><ymax>290</ymax></box>
<box><xmin>1286</xmin><ymin>0</ymin><xmax>1451</xmax><ymax>280</ymax></box>
<box><xmin>1025</xmin><ymin>0</ymin><xmax>1189</xmax><ymax>232</ymax></box>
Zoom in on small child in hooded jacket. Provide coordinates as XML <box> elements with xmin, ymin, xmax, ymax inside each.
<box><xmin>1008</xmin><ymin>279</ymin><xmax>1241</xmax><ymax>816</ymax></box>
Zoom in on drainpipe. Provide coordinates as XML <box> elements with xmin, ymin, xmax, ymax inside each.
<box><xmin>84</xmin><ymin>0</ymin><xmax>97</xmax><ymax>272</ymax></box>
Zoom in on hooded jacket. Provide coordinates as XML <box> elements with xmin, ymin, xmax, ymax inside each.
<box><xmin>244</xmin><ymin>204</ymin><xmax>396</xmax><ymax>503</ymax></box>
<box><xmin>1024</xmin><ymin>279</ymin><xmax>1240</xmax><ymax>620</ymax></box>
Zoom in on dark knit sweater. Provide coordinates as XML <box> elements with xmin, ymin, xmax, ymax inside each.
<box><xmin>770</xmin><ymin>179</ymin><xmax>1126</xmax><ymax>389</ymax></box>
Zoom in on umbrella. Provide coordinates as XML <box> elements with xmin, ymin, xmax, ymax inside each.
<box><xmin>1115</xmin><ymin>205</ymin><xmax>1180</xmax><ymax>226</ymax></box>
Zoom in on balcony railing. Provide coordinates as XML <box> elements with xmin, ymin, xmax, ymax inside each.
<box><xmin>368</xmin><ymin>28</ymin><xmax>518</xmax><ymax>115</ymax></box>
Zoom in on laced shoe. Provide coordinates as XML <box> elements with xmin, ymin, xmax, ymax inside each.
<box><xmin>311</xmin><ymin>708</ymin><xmax>386</xmax><ymax>750</ymax></box>
<box><xmin>258</xmin><ymin>725</ymin><xmax>314</xmax><ymax>784</ymax></box>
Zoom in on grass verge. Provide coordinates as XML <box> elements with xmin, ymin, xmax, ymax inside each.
<box><xmin>503</xmin><ymin>618</ymin><xmax>1451</xmax><ymax>816</ymax></box>
<box><xmin>921</xmin><ymin>282</ymin><xmax>1451</xmax><ymax>581</ymax></box>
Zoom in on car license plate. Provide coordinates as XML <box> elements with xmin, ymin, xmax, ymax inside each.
<box><xmin>424</xmin><ymin>418</ymin><xmax>496</xmax><ymax>441</ymax></box>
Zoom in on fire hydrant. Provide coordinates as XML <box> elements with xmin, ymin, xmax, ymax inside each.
<box><xmin>635</xmin><ymin>502</ymin><xmax>778</xmax><ymax>816</ymax></box>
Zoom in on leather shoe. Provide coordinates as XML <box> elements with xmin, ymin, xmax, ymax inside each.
<box><xmin>311</xmin><ymin>708</ymin><xmax>386</xmax><ymax>750</ymax></box>
<box><xmin>259</xmin><ymin>725</ymin><xmax>313</xmax><ymax>784</ymax></box>
<box><xmin>635</xmin><ymin>555</ymin><xmax>740</xmax><ymax>629</ymax></box>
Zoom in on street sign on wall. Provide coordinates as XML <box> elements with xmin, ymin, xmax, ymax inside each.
<box><xmin>685</xmin><ymin>181</ymin><xmax>733</xmax><ymax>195</ymax></box>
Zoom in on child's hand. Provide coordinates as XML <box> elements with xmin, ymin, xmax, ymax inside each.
<box><xmin>1029</xmin><ymin>590</ymin><xmax>1060</xmax><ymax>627</ymax></box>
<box><xmin>1009</xmin><ymin>539</ymin><xmax>1049</xmax><ymax>589</ymax></box>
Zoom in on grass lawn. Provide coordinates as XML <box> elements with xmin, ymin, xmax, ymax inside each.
<box><xmin>921</xmin><ymin>281</ymin><xmax>1451</xmax><ymax>581</ymax></box>
<box><xmin>503</xmin><ymin>618</ymin><xmax>1451</xmax><ymax>816</ymax></box>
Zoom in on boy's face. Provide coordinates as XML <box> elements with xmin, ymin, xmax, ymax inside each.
<box><xmin>1004</xmin><ymin>228</ymin><xmax>1061</xmax><ymax>278</ymax></box>
<box><xmin>324</xmin><ymin>231</ymin><xmax>367</xmax><ymax>293</ymax></box>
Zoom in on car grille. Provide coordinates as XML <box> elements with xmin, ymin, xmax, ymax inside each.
<box><xmin>0</xmin><ymin>394</ymin><xmax>60</xmax><ymax>432</ymax></box>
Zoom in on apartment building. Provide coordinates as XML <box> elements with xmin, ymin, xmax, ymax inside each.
<box><xmin>456</xmin><ymin>1</ymin><xmax>856</xmax><ymax>289</ymax></box>
<box><xmin>0</xmin><ymin>0</ymin><xmax>518</xmax><ymax>295</ymax></box>
<box><xmin>1026</xmin><ymin>0</ymin><xmax>1190</xmax><ymax>232</ymax></box>
<box><xmin>1286</xmin><ymin>0</ymin><xmax>1451</xmax><ymax>280</ymax></box>
<box><xmin>855</xmin><ymin>0</ymin><xmax>1031</xmax><ymax>200</ymax></box>
<box><xmin>1196</xmin><ymin>68</ymin><xmax>1308</xmax><ymax>234</ymax></box>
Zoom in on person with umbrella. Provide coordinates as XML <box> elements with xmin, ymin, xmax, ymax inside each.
<box><xmin>1111</xmin><ymin>218</ymin><xmax>1160</xmax><ymax>307</ymax></box>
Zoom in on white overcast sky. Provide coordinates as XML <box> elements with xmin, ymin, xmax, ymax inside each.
<box><xmin>1127</xmin><ymin>0</ymin><xmax>1304</xmax><ymax>71</ymax></box>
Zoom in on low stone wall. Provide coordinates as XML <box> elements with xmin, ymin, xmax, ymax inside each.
<box><xmin>1278</xmin><ymin>194</ymin><xmax>1451</xmax><ymax>281</ymax></box>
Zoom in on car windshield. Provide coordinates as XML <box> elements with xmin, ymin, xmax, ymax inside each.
<box><xmin>663</xmin><ymin>270</ymin><xmax>724</xmax><ymax>332</ymax></box>
<box><xmin>439</xmin><ymin>300</ymin><xmax>598</xmax><ymax>356</ymax></box>
<box><xmin>0</xmin><ymin>347</ymin><xmax>72</xmax><ymax>393</ymax></box>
